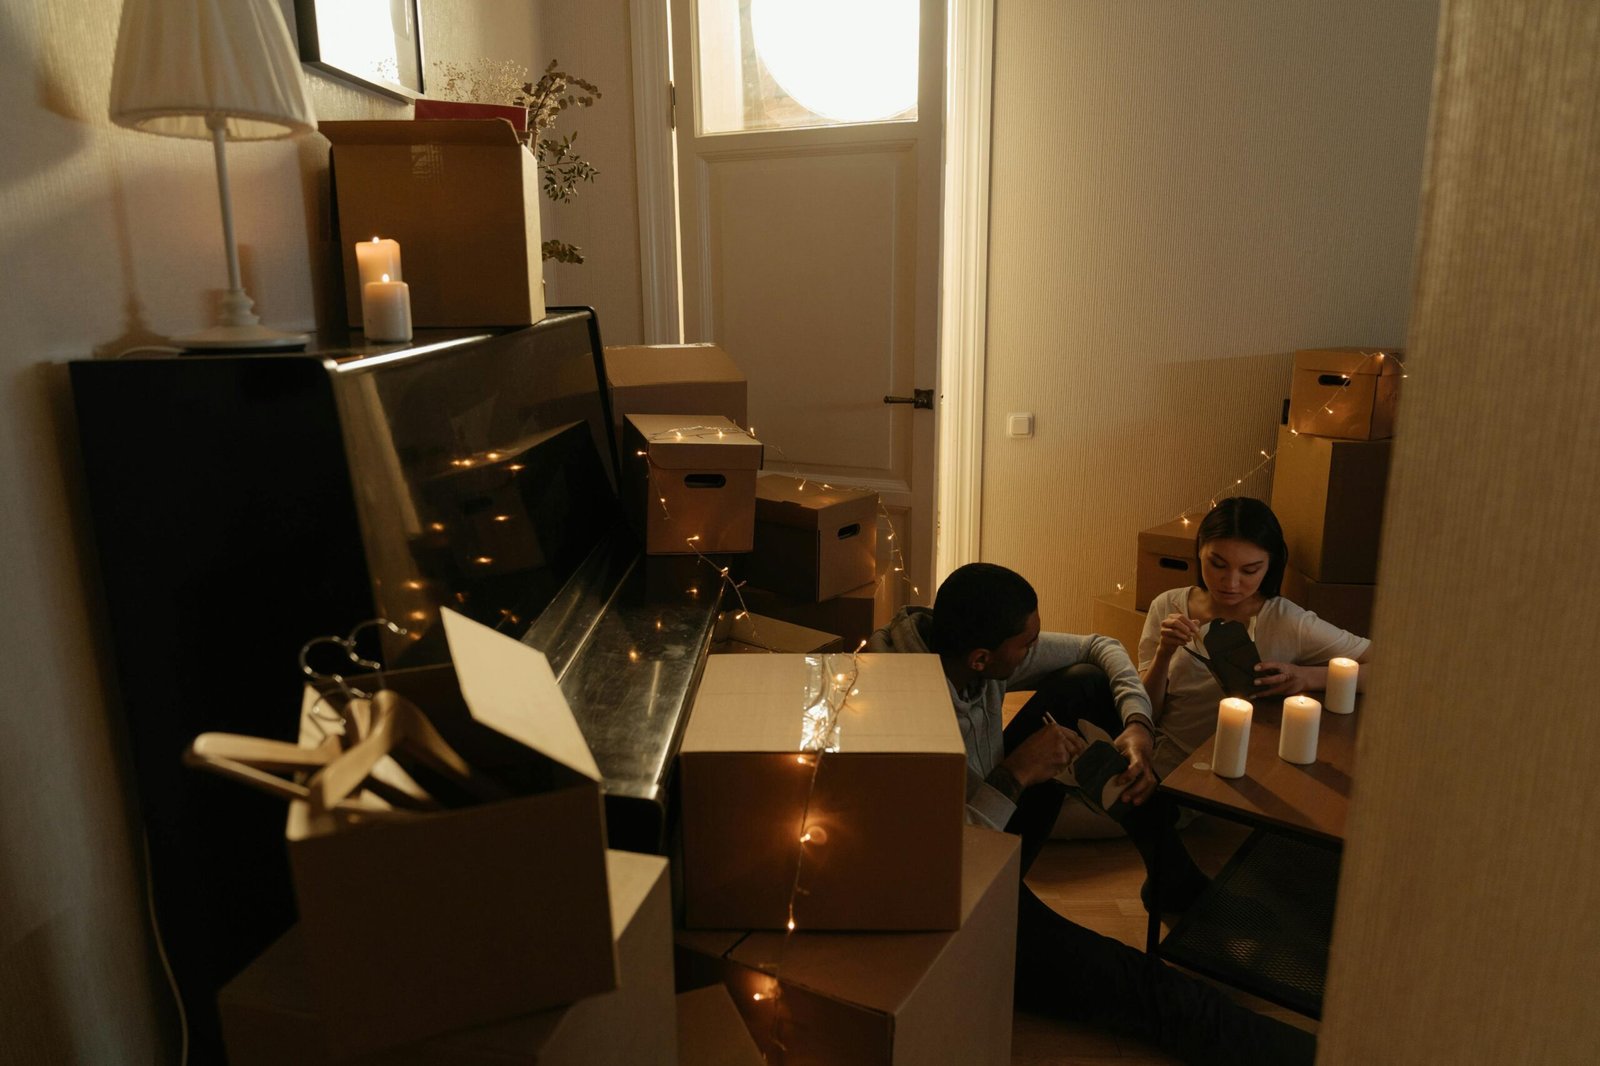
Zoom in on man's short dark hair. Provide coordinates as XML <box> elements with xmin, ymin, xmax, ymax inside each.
<box><xmin>931</xmin><ymin>563</ymin><xmax>1038</xmax><ymax>657</ymax></box>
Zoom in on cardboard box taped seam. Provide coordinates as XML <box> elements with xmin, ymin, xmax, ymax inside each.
<box><xmin>274</xmin><ymin>609</ymin><xmax>619</xmax><ymax>1058</ymax></box>
<box><xmin>677</xmin><ymin>653</ymin><xmax>967</xmax><ymax>932</ymax></box>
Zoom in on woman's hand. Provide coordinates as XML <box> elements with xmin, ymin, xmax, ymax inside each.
<box><xmin>1253</xmin><ymin>661</ymin><xmax>1313</xmax><ymax>697</ymax></box>
<box><xmin>1156</xmin><ymin>612</ymin><xmax>1201</xmax><ymax>654</ymax></box>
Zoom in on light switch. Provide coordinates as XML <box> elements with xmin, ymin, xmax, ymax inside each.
<box><xmin>1006</xmin><ymin>412</ymin><xmax>1034</xmax><ymax>438</ymax></box>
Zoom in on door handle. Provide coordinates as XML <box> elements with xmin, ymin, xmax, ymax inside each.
<box><xmin>883</xmin><ymin>388</ymin><xmax>934</xmax><ymax>410</ymax></box>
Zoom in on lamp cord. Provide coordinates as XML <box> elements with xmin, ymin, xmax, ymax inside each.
<box><xmin>140</xmin><ymin>829</ymin><xmax>189</xmax><ymax>1066</ymax></box>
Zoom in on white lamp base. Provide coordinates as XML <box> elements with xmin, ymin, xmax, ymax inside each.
<box><xmin>178</xmin><ymin>323</ymin><xmax>309</xmax><ymax>352</ymax></box>
<box><xmin>179</xmin><ymin>287</ymin><xmax>308</xmax><ymax>351</ymax></box>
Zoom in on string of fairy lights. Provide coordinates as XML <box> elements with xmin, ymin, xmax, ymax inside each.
<box><xmin>636</xmin><ymin>419</ymin><xmax>895</xmax><ymax>1058</ymax></box>
<box><xmin>1114</xmin><ymin>349</ymin><xmax>1406</xmax><ymax>595</ymax></box>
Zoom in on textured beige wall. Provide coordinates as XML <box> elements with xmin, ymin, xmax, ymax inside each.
<box><xmin>1319</xmin><ymin>1</ymin><xmax>1600</xmax><ymax>1061</ymax></box>
<box><xmin>982</xmin><ymin>0</ymin><xmax>1439</xmax><ymax>631</ymax></box>
<box><xmin>540</xmin><ymin>0</ymin><xmax>648</xmax><ymax>345</ymax></box>
<box><xmin>0</xmin><ymin>2</ymin><xmax>538</xmax><ymax>1060</ymax></box>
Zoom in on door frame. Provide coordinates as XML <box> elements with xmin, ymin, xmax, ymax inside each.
<box><xmin>629</xmin><ymin>0</ymin><xmax>993</xmax><ymax>586</ymax></box>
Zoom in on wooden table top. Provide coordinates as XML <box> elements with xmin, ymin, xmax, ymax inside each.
<box><xmin>1158</xmin><ymin>695</ymin><xmax>1360</xmax><ymax>845</ymax></box>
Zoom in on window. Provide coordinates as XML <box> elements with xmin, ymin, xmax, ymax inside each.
<box><xmin>694</xmin><ymin>0</ymin><xmax>919</xmax><ymax>134</ymax></box>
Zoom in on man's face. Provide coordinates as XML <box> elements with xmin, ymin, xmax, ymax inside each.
<box><xmin>976</xmin><ymin>610</ymin><xmax>1041</xmax><ymax>680</ymax></box>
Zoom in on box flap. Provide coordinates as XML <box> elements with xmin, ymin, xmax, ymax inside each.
<box><xmin>1293</xmin><ymin>347</ymin><xmax>1403</xmax><ymax>376</ymax></box>
<box><xmin>605</xmin><ymin>344</ymin><xmax>745</xmax><ymax>388</ymax></box>
<box><xmin>322</xmin><ymin>118</ymin><xmax>525</xmax><ymax>148</ymax></box>
<box><xmin>440</xmin><ymin>607</ymin><xmax>600</xmax><ymax>780</ymax></box>
<box><xmin>1137</xmin><ymin>514</ymin><xmax>1197</xmax><ymax>557</ymax></box>
<box><xmin>629</xmin><ymin>413</ymin><xmax>763</xmax><ymax>470</ymax></box>
<box><xmin>682</xmin><ymin>653</ymin><xmax>963</xmax><ymax>755</ymax></box>
<box><xmin>727</xmin><ymin>826</ymin><xmax>1018</xmax><ymax>1014</ymax></box>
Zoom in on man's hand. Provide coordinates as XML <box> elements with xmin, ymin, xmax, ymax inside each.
<box><xmin>1110</xmin><ymin>722</ymin><xmax>1158</xmax><ymax>806</ymax></box>
<box><xmin>1002</xmin><ymin>723</ymin><xmax>1086</xmax><ymax>789</ymax></box>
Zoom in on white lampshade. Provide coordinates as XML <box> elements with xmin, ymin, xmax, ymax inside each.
<box><xmin>109</xmin><ymin>0</ymin><xmax>316</xmax><ymax>140</ymax></box>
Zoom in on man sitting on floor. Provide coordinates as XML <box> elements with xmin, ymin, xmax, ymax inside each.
<box><xmin>869</xmin><ymin>562</ymin><xmax>1314</xmax><ymax>1066</ymax></box>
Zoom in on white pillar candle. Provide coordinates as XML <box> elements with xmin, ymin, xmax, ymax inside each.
<box><xmin>1279</xmin><ymin>695</ymin><xmax>1321</xmax><ymax>764</ymax></box>
<box><xmin>355</xmin><ymin>237</ymin><xmax>402</xmax><ymax>288</ymax></box>
<box><xmin>1212</xmin><ymin>697</ymin><xmax>1252</xmax><ymax>778</ymax></box>
<box><xmin>362</xmin><ymin>274</ymin><xmax>412</xmax><ymax>342</ymax></box>
<box><xmin>1326</xmin><ymin>657</ymin><xmax>1359</xmax><ymax>715</ymax></box>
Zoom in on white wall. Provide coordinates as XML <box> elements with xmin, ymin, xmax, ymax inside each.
<box><xmin>982</xmin><ymin>0</ymin><xmax>1439</xmax><ymax>631</ymax></box>
<box><xmin>0</xmin><ymin>2</ymin><xmax>540</xmax><ymax>1059</ymax></box>
<box><xmin>540</xmin><ymin>0</ymin><xmax>648</xmax><ymax>345</ymax></box>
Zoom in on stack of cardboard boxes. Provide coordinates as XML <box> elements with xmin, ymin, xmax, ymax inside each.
<box><xmin>1269</xmin><ymin>348</ymin><xmax>1398</xmax><ymax>634</ymax></box>
<box><xmin>673</xmin><ymin>653</ymin><xmax>1021</xmax><ymax>1064</ymax></box>
<box><xmin>605</xmin><ymin>344</ymin><xmax>892</xmax><ymax>651</ymax></box>
<box><xmin>1090</xmin><ymin>347</ymin><xmax>1397</xmax><ymax>655</ymax></box>
<box><xmin>214</xmin><ymin>612</ymin><xmax>678</xmax><ymax>1064</ymax></box>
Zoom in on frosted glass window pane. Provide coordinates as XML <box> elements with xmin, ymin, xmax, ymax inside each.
<box><xmin>695</xmin><ymin>0</ymin><xmax>919</xmax><ymax>134</ymax></box>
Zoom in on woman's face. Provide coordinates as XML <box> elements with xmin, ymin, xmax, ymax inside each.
<box><xmin>1199</xmin><ymin>537</ymin><xmax>1270</xmax><ymax>606</ymax></box>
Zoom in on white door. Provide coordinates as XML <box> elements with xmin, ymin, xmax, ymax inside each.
<box><xmin>669</xmin><ymin>0</ymin><xmax>945</xmax><ymax>606</ymax></box>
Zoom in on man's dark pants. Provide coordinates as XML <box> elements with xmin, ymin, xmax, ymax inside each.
<box><xmin>999</xmin><ymin>664</ymin><xmax>1316</xmax><ymax>1066</ymax></box>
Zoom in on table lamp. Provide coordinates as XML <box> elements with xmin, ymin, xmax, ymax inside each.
<box><xmin>108</xmin><ymin>0</ymin><xmax>317</xmax><ymax>351</ymax></box>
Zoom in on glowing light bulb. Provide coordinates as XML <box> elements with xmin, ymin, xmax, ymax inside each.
<box><xmin>785</xmin><ymin>919</ymin><xmax>796</xmax><ymax>932</ymax></box>
<box><xmin>636</xmin><ymin>450</ymin><xmax>647</xmax><ymax>457</ymax></box>
<box><xmin>628</xmin><ymin>649</ymin><xmax>640</xmax><ymax>663</ymax></box>
<box><xmin>507</xmin><ymin>463</ymin><xmax>524</xmax><ymax>472</ymax></box>
<box><xmin>493</xmin><ymin>514</ymin><xmax>511</xmax><ymax>522</ymax></box>
<box><xmin>486</xmin><ymin>452</ymin><xmax>501</xmax><ymax>461</ymax></box>
<box><xmin>474</xmin><ymin>556</ymin><xmax>493</xmax><ymax>565</ymax></box>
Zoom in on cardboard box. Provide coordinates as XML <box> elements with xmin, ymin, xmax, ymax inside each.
<box><xmin>675</xmin><ymin>825</ymin><xmax>1020</xmax><ymax>1066</ymax></box>
<box><xmin>711</xmin><ymin>610</ymin><xmax>844</xmax><ymax>655</ymax></box>
<box><xmin>1270</xmin><ymin>425</ymin><xmax>1392</xmax><ymax>584</ymax></box>
<box><xmin>1091</xmin><ymin>586</ymin><xmax>1148</xmax><ymax>665</ymax></box>
<box><xmin>1135</xmin><ymin>515</ymin><xmax>1199</xmax><ymax>609</ymax></box>
<box><xmin>678</xmin><ymin>653</ymin><xmax>966</xmax><ymax>931</ymax></box>
<box><xmin>284</xmin><ymin>609</ymin><xmax>616</xmax><ymax>1058</ymax></box>
<box><xmin>605</xmin><ymin>344</ymin><xmax>748</xmax><ymax>459</ymax></box>
<box><xmin>219</xmin><ymin>851</ymin><xmax>674</xmax><ymax>1065</ymax></box>
<box><xmin>1281</xmin><ymin>566</ymin><xmax>1376</xmax><ymax>636</ymax></box>
<box><xmin>676</xmin><ymin>986</ymin><xmax>764</xmax><ymax>1066</ymax></box>
<box><xmin>1287</xmin><ymin>347</ymin><xmax>1402</xmax><ymax>440</ymax></box>
<box><xmin>323</xmin><ymin>120</ymin><xmax>545</xmax><ymax>328</ymax></box>
<box><xmin>745</xmin><ymin>476</ymin><xmax>879</xmax><ymax>602</ymax></box>
<box><xmin>739</xmin><ymin>581</ymin><xmax>892</xmax><ymax>651</ymax></box>
<box><xmin>624</xmin><ymin>414</ymin><xmax>763</xmax><ymax>555</ymax></box>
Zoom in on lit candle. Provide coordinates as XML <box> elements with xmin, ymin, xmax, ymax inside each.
<box><xmin>1279</xmin><ymin>695</ymin><xmax>1321</xmax><ymax>764</ymax></box>
<box><xmin>1326</xmin><ymin>657</ymin><xmax>1359</xmax><ymax>715</ymax></box>
<box><xmin>1212</xmin><ymin>697</ymin><xmax>1252</xmax><ymax>778</ymax></box>
<box><xmin>355</xmin><ymin>236</ymin><xmax>402</xmax><ymax>288</ymax></box>
<box><xmin>362</xmin><ymin>273</ymin><xmax>412</xmax><ymax>342</ymax></box>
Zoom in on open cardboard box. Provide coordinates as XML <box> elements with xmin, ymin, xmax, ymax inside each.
<box><xmin>322</xmin><ymin>120</ymin><xmax>545</xmax><ymax>328</ymax></box>
<box><xmin>220</xmin><ymin>851</ymin><xmax>673</xmax><ymax>1065</ymax></box>
<box><xmin>674</xmin><ymin>825</ymin><xmax>1021</xmax><ymax>1065</ymax></box>
<box><xmin>677</xmin><ymin>653</ymin><xmax>966</xmax><ymax>931</ymax></box>
<box><xmin>283</xmin><ymin>609</ymin><xmax>616</xmax><ymax>1058</ymax></box>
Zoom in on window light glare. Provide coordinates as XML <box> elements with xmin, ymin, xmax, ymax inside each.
<box><xmin>750</xmin><ymin>0</ymin><xmax>919</xmax><ymax>124</ymax></box>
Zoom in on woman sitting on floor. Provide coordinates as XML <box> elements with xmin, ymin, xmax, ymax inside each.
<box><xmin>1140</xmin><ymin>496</ymin><xmax>1372</xmax><ymax>779</ymax></box>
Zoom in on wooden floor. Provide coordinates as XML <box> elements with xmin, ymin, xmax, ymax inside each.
<box><xmin>1003</xmin><ymin>697</ymin><xmax>1319</xmax><ymax>1064</ymax></box>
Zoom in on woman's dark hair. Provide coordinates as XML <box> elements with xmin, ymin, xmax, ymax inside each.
<box><xmin>931</xmin><ymin>563</ymin><xmax>1038</xmax><ymax>657</ymax></box>
<box><xmin>1194</xmin><ymin>497</ymin><xmax>1287</xmax><ymax>599</ymax></box>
